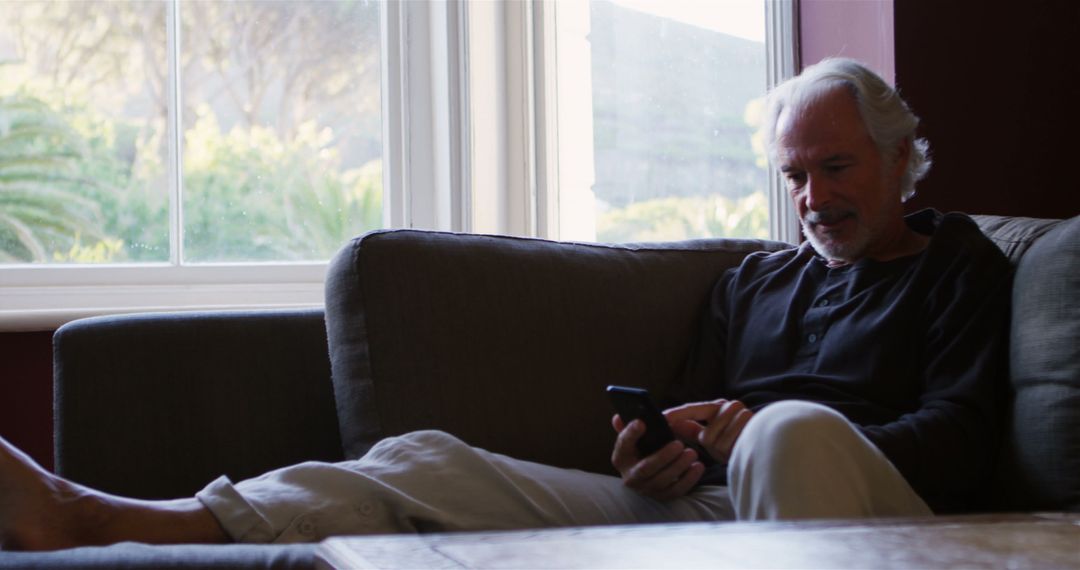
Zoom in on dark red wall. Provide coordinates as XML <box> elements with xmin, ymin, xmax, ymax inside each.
<box><xmin>896</xmin><ymin>1</ymin><xmax>1080</xmax><ymax>219</ymax></box>
<box><xmin>0</xmin><ymin>331</ymin><xmax>54</xmax><ymax>471</ymax></box>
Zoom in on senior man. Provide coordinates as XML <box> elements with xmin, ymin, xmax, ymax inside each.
<box><xmin>0</xmin><ymin>58</ymin><xmax>1009</xmax><ymax>550</ymax></box>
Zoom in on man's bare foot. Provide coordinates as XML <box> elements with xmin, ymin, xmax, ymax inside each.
<box><xmin>0</xmin><ymin>436</ymin><xmax>92</xmax><ymax>550</ymax></box>
<box><xmin>0</xmin><ymin>436</ymin><xmax>228</xmax><ymax>550</ymax></box>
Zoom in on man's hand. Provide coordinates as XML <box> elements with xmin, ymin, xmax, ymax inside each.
<box><xmin>664</xmin><ymin>399</ymin><xmax>753</xmax><ymax>463</ymax></box>
<box><xmin>611</xmin><ymin>415</ymin><xmax>705</xmax><ymax>501</ymax></box>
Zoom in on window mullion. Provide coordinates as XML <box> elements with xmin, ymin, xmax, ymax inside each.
<box><xmin>166</xmin><ymin>0</ymin><xmax>184</xmax><ymax>265</ymax></box>
<box><xmin>381</xmin><ymin>0</ymin><xmax>408</xmax><ymax>229</ymax></box>
<box><xmin>537</xmin><ymin>0</ymin><xmax>595</xmax><ymax>242</ymax></box>
<box><xmin>532</xmin><ymin>0</ymin><xmax>559</xmax><ymax>240</ymax></box>
<box><xmin>468</xmin><ymin>0</ymin><xmax>536</xmax><ymax>238</ymax></box>
<box><xmin>448</xmin><ymin>0</ymin><xmax>471</xmax><ymax>233</ymax></box>
<box><xmin>766</xmin><ymin>0</ymin><xmax>801</xmax><ymax>244</ymax></box>
<box><xmin>384</xmin><ymin>0</ymin><xmax>467</xmax><ymax>233</ymax></box>
<box><xmin>503</xmin><ymin>0</ymin><xmax>537</xmax><ymax>238</ymax></box>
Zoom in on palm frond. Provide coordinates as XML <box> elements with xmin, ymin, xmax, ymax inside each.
<box><xmin>0</xmin><ymin>212</ymin><xmax>48</xmax><ymax>261</ymax></box>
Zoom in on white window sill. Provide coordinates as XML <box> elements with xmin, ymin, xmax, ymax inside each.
<box><xmin>0</xmin><ymin>264</ymin><xmax>327</xmax><ymax>332</ymax></box>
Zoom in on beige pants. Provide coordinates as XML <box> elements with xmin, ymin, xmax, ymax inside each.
<box><xmin>197</xmin><ymin>401</ymin><xmax>930</xmax><ymax>543</ymax></box>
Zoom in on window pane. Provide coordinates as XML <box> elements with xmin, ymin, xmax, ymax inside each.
<box><xmin>0</xmin><ymin>1</ymin><xmax>169</xmax><ymax>264</ymax></box>
<box><xmin>555</xmin><ymin>0</ymin><xmax>769</xmax><ymax>242</ymax></box>
<box><xmin>180</xmin><ymin>0</ymin><xmax>382</xmax><ymax>263</ymax></box>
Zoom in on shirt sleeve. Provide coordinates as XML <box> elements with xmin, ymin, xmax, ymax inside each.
<box><xmin>857</xmin><ymin>232</ymin><xmax>1012</xmax><ymax>512</ymax></box>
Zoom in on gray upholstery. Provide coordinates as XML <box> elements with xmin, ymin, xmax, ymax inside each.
<box><xmin>972</xmin><ymin>215</ymin><xmax>1063</xmax><ymax>263</ymax></box>
<box><xmin>53</xmin><ymin>309</ymin><xmax>342</xmax><ymax>500</ymax></box>
<box><xmin>975</xmin><ymin>215</ymin><xmax>1080</xmax><ymax>511</ymax></box>
<box><xmin>0</xmin><ymin>543</ymin><xmax>315</xmax><ymax>569</ymax></box>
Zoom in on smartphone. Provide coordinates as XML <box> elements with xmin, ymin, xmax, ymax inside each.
<box><xmin>606</xmin><ymin>385</ymin><xmax>676</xmax><ymax>456</ymax></box>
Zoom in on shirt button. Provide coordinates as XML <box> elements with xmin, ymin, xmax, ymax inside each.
<box><xmin>358</xmin><ymin>502</ymin><xmax>374</xmax><ymax>516</ymax></box>
<box><xmin>299</xmin><ymin>520</ymin><xmax>316</xmax><ymax>536</ymax></box>
<box><xmin>808</xmin><ymin>333</ymin><xmax>818</xmax><ymax>343</ymax></box>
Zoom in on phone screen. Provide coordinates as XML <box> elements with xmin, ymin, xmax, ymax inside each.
<box><xmin>606</xmin><ymin>385</ymin><xmax>676</xmax><ymax>456</ymax></box>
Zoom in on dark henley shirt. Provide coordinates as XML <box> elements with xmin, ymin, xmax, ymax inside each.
<box><xmin>676</xmin><ymin>209</ymin><xmax>1012</xmax><ymax>513</ymax></box>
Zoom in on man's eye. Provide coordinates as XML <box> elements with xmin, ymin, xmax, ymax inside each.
<box><xmin>825</xmin><ymin>164</ymin><xmax>850</xmax><ymax>174</ymax></box>
<box><xmin>785</xmin><ymin>173</ymin><xmax>806</xmax><ymax>188</ymax></box>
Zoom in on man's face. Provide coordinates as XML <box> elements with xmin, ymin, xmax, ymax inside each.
<box><xmin>774</xmin><ymin>87</ymin><xmax>907</xmax><ymax>263</ymax></box>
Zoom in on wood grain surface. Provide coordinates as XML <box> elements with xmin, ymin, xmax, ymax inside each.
<box><xmin>317</xmin><ymin>514</ymin><xmax>1080</xmax><ymax>569</ymax></box>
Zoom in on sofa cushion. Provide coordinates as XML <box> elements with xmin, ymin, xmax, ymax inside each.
<box><xmin>324</xmin><ymin>230</ymin><xmax>789</xmax><ymax>475</ymax></box>
<box><xmin>972</xmin><ymin>214</ymin><xmax>1063</xmax><ymax>263</ymax></box>
<box><xmin>981</xmin><ymin>215</ymin><xmax>1079</xmax><ymax>511</ymax></box>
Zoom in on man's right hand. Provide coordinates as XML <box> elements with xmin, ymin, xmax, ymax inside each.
<box><xmin>610</xmin><ymin>415</ymin><xmax>705</xmax><ymax>501</ymax></box>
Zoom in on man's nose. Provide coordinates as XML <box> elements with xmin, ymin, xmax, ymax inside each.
<box><xmin>804</xmin><ymin>176</ymin><xmax>833</xmax><ymax>211</ymax></box>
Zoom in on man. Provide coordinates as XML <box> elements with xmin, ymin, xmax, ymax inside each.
<box><xmin>0</xmin><ymin>58</ymin><xmax>1010</xmax><ymax>550</ymax></box>
<box><xmin>614</xmin><ymin>58</ymin><xmax>1008</xmax><ymax>518</ymax></box>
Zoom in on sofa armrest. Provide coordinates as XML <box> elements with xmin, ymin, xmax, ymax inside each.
<box><xmin>53</xmin><ymin>309</ymin><xmax>342</xmax><ymax>499</ymax></box>
<box><xmin>981</xmin><ymin>215</ymin><xmax>1080</xmax><ymax>511</ymax></box>
<box><xmin>0</xmin><ymin>543</ymin><xmax>315</xmax><ymax>569</ymax></box>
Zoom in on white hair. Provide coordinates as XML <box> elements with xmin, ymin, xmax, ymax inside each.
<box><xmin>763</xmin><ymin>58</ymin><xmax>931</xmax><ymax>201</ymax></box>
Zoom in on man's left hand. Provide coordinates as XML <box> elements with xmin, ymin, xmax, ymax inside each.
<box><xmin>664</xmin><ymin>399</ymin><xmax>754</xmax><ymax>463</ymax></box>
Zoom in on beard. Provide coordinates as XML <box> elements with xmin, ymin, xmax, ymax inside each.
<box><xmin>801</xmin><ymin>207</ymin><xmax>873</xmax><ymax>263</ymax></box>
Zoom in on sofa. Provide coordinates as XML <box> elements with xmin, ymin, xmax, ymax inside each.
<box><xmin>2</xmin><ymin>213</ymin><xmax>1076</xmax><ymax>568</ymax></box>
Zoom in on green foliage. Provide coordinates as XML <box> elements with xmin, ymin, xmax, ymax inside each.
<box><xmin>53</xmin><ymin>235</ymin><xmax>124</xmax><ymax>263</ymax></box>
<box><xmin>65</xmin><ymin>99</ymin><xmax>169</xmax><ymax>263</ymax></box>
<box><xmin>0</xmin><ymin>92</ymin><xmax>382</xmax><ymax>264</ymax></box>
<box><xmin>284</xmin><ymin>159</ymin><xmax>383</xmax><ymax>259</ymax></box>
<box><xmin>597</xmin><ymin>192</ymin><xmax>767</xmax><ymax>243</ymax></box>
<box><xmin>182</xmin><ymin>110</ymin><xmax>382</xmax><ymax>262</ymax></box>
<box><xmin>0</xmin><ymin>93</ymin><xmax>109</xmax><ymax>262</ymax></box>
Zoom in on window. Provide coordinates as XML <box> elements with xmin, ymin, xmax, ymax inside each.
<box><xmin>0</xmin><ymin>0</ymin><xmax>796</xmax><ymax>330</ymax></box>
<box><xmin>550</xmin><ymin>0</ymin><xmax>770</xmax><ymax>243</ymax></box>
<box><xmin>468</xmin><ymin>0</ymin><xmax>798</xmax><ymax>242</ymax></box>
<box><xmin>0</xmin><ymin>0</ymin><xmax>382</xmax><ymax>265</ymax></box>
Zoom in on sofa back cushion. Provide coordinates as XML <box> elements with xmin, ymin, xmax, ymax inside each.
<box><xmin>325</xmin><ymin>230</ymin><xmax>788</xmax><ymax>474</ymax></box>
<box><xmin>975</xmin><ymin>215</ymin><xmax>1080</xmax><ymax>511</ymax></box>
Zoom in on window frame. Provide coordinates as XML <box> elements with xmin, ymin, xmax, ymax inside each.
<box><xmin>0</xmin><ymin>0</ymin><xmax>406</xmax><ymax>331</ymax></box>
<box><xmin>0</xmin><ymin>0</ymin><xmax>798</xmax><ymax>332</ymax></box>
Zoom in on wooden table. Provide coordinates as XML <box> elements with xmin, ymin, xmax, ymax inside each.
<box><xmin>317</xmin><ymin>513</ymin><xmax>1079</xmax><ymax>569</ymax></box>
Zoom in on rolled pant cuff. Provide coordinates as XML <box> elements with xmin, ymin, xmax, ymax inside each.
<box><xmin>195</xmin><ymin>475</ymin><xmax>276</xmax><ymax>543</ymax></box>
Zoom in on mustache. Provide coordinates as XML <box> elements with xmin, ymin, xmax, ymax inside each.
<box><xmin>804</xmin><ymin>208</ymin><xmax>855</xmax><ymax>226</ymax></box>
